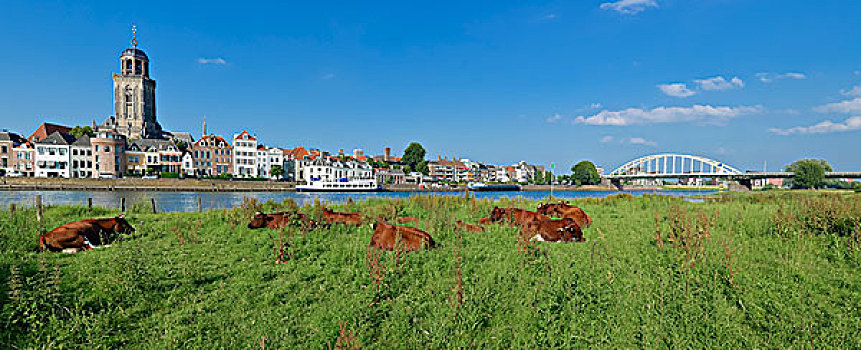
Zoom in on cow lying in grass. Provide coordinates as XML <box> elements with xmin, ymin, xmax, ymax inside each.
<box><xmin>396</xmin><ymin>216</ymin><xmax>421</xmax><ymax>225</ymax></box>
<box><xmin>456</xmin><ymin>220</ymin><xmax>485</xmax><ymax>233</ymax></box>
<box><xmin>321</xmin><ymin>207</ymin><xmax>362</xmax><ymax>227</ymax></box>
<box><xmin>489</xmin><ymin>207</ymin><xmax>550</xmax><ymax>227</ymax></box>
<box><xmin>39</xmin><ymin>214</ymin><xmax>135</xmax><ymax>253</ymax></box>
<box><xmin>537</xmin><ymin>202</ymin><xmax>592</xmax><ymax>229</ymax></box>
<box><xmin>369</xmin><ymin>220</ymin><xmax>436</xmax><ymax>252</ymax></box>
<box><xmin>247</xmin><ymin>212</ymin><xmax>318</xmax><ymax>231</ymax></box>
<box><xmin>523</xmin><ymin>217</ymin><xmax>584</xmax><ymax>242</ymax></box>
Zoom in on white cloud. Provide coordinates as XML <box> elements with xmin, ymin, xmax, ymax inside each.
<box><xmin>658</xmin><ymin>83</ymin><xmax>697</xmax><ymax>98</ymax></box>
<box><xmin>546</xmin><ymin>114</ymin><xmax>563</xmax><ymax>123</ymax></box>
<box><xmin>544</xmin><ymin>14</ymin><xmax>558</xmax><ymax>20</ymax></box>
<box><xmin>814</xmin><ymin>97</ymin><xmax>861</xmax><ymax>114</ymax></box>
<box><xmin>197</xmin><ymin>57</ymin><xmax>227</xmax><ymax>65</ymax></box>
<box><xmin>574</xmin><ymin>105</ymin><xmax>763</xmax><ymax>126</ymax></box>
<box><xmin>756</xmin><ymin>72</ymin><xmax>806</xmax><ymax>83</ymax></box>
<box><xmin>629</xmin><ymin>137</ymin><xmax>657</xmax><ymax>146</ymax></box>
<box><xmin>600</xmin><ymin>135</ymin><xmax>614</xmax><ymax>143</ymax></box>
<box><xmin>840</xmin><ymin>85</ymin><xmax>861</xmax><ymax>97</ymax></box>
<box><xmin>590</xmin><ymin>103</ymin><xmax>603</xmax><ymax>109</ymax></box>
<box><xmin>769</xmin><ymin>116</ymin><xmax>861</xmax><ymax>135</ymax></box>
<box><xmin>694</xmin><ymin>76</ymin><xmax>744</xmax><ymax>91</ymax></box>
<box><xmin>600</xmin><ymin>0</ymin><xmax>658</xmax><ymax>15</ymax></box>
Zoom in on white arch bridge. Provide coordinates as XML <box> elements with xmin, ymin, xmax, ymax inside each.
<box><xmin>603</xmin><ymin>153</ymin><xmax>861</xmax><ymax>190</ymax></box>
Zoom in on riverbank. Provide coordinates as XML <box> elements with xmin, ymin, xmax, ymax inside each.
<box><xmin>2</xmin><ymin>192</ymin><xmax>859</xmax><ymax>348</ymax></box>
<box><xmin>0</xmin><ymin>177</ymin><xmax>295</xmax><ymax>192</ymax></box>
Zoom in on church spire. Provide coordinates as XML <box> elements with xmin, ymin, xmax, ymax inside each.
<box><xmin>202</xmin><ymin>114</ymin><xmax>207</xmax><ymax>136</ymax></box>
<box><xmin>130</xmin><ymin>25</ymin><xmax>138</xmax><ymax>48</ymax></box>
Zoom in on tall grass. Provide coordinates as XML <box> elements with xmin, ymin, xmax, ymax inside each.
<box><xmin>0</xmin><ymin>192</ymin><xmax>859</xmax><ymax>348</ymax></box>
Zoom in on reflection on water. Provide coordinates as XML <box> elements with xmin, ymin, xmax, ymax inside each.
<box><xmin>0</xmin><ymin>189</ymin><xmax>718</xmax><ymax>213</ymax></box>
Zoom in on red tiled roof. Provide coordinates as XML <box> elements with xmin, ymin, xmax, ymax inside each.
<box><xmin>29</xmin><ymin>122</ymin><xmax>72</xmax><ymax>142</ymax></box>
<box><xmin>235</xmin><ymin>130</ymin><xmax>256</xmax><ymax>141</ymax></box>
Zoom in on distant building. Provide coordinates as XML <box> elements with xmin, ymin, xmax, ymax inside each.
<box><xmin>102</xmin><ymin>28</ymin><xmax>162</xmax><ymax>140</ymax></box>
<box><xmin>181</xmin><ymin>152</ymin><xmax>194</xmax><ymax>177</ymax></box>
<box><xmin>300</xmin><ymin>158</ymin><xmax>373</xmax><ymax>184</ymax></box>
<box><xmin>232</xmin><ymin>130</ymin><xmax>258</xmax><ymax>178</ymax></box>
<box><xmin>70</xmin><ymin>136</ymin><xmax>93</xmax><ymax>178</ymax></box>
<box><xmin>34</xmin><ymin>131</ymin><xmax>75</xmax><ymax>178</ymax></box>
<box><xmin>192</xmin><ymin>134</ymin><xmax>233</xmax><ymax>177</ymax></box>
<box><xmin>126</xmin><ymin>138</ymin><xmax>179</xmax><ymax>174</ymax></box>
<box><xmin>375</xmin><ymin>168</ymin><xmax>406</xmax><ymax>185</ymax></box>
<box><xmin>428</xmin><ymin>156</ymin><xmax>468</xmax><ymax>182</ymax></box>
<box><xmin>0</xmin><ymin>131</ymin><xmax>28</xmax><ymax>174</ymax></box>
<box><xmin>12</xmin><ymin>141</ymin><xmax>35</xmax><ymax>177</ymax></box>
<box><xmin>257</xmin><ymin>146</ymin><xmax>284</xmax><ymax>179</ymax></box>
<box><xmin>92</xmin><ymin>130</ymin><xmax>127</xmax><ymax>177</ymax></box>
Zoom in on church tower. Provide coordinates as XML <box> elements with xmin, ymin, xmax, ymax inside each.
<box><xmin>111</xmin><ymin>27</ymin><xmax>162</xmax><ymax>139</ymax></box>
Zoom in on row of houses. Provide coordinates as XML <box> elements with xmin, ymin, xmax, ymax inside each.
<box><xmin>1</xmin><ymin>122</ymin><xmax>547</xmax><ymax>184</ymax></box>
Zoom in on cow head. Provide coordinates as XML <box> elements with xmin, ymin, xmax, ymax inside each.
<box><xmin>536</xmin><ymin>203</ymin><xmax>551</xmax><ymax>215</ymax></box>
<box><xmin>556</xmin><ymin>222</ymin><xmax>582</xmax><ymax>242</ymax></box>
<box><xmin>112</xmin><ymin>214</ymin><xmax>135</xmax><ymax>234</ymax></box>
<box><xmin>247</xmin><ymin>212</ymin><xmax>270</xmax><ymax>229</ymax></box>
<box><xmin>489</xmin><ymin>207</ymin><xmax>505</xmax><ymax>221</ymax></box>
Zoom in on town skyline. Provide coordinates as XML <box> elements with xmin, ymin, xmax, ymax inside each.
<box><xmin>1</xmin><ymin>1</ymin><xmax>860</xmax><ymax>172</ymax></box>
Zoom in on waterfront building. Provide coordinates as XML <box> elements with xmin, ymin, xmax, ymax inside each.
<box><xmin>375</xmin><ymin>168</ymin><xmax>406</xmax><ymax>185</ymax></box>
<box><xmin>428</xmin><ymin>156</ymin><xmax>469</xmax><ymax>182</ymax></box>
<box><xmin>101</xmin><ymin>28</ymin><xmax>162</xmax><ymax>140</ymax></box>
<box><xmin>34</xmin><ymin>131</ymin><xmax>75</xmax><ymax>178</ymax></box>
<box><xmin>92</xmin><ymin>130</ymin><xmax>127</xmax><ymax>178</ymax></box>
<box><xmin>127</xmin><ymin>138</ymin><xmax>179</xmax><ymax>174</ymax></box>
<box><xmin>181</xmin><ymin>152</ymin><xmax>194</xmax><ymax>177</ymax></box>
<box><xmin>70</xmin><ymin>136</ymin><xmax>93</xmax><ymax>178</ymax></box>
<box><xmin>0</xmin><ymin>131</ymin><xmax>27</xmax><ymax>174</ymax></box>
<box><xmin>232</xmin><ymin>130</ymin><xmax>258</xmax><ymax>178</ymax></box>
<box><xmin>256</xmin><ymin>146</ymin><xmax>285</xmax><ymax>179</ymax></box>
<box><xmin>11</xmin><ymin>141</ymin><xmax>35</xmax><ymax>177</ymax></box>
<box><xmin>192</xmin><ymin>134</ymin><xmax>233</xmax><ymax>177</ymax></box>
<box><xmin>300</xmin><ymin>157</ymin><xmax>373</xmax><ymax>184</ymax></box>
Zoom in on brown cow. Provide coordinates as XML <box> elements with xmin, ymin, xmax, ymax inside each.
<box><xmin>321</xmin><ymin>207</ymin><xmax>362</xmax><ymax>227</ymax></box>
<box><xmin>369</xmin><ymin>220</ymin><xmax>436</xmax><ymax>252</ymax></box>
<box><xmin>396</xmin><ymin>216</ymin><xmax>421</xmax><ymax>225</ymax></box>
<box><xmin>523</xmin><ymin>217</ymin><xmax>583</xmax><ymax>242</ymax></box>
<box><xmin>537</xmin><ymin>202</ymin><xmax>592</xmax><ymax>229</ymax></box>
<box><xmin>477</xmin><ymin>217</ymin><xmax>493</xmax><ymax>225</ymax></box>
<box><xmin>489</xmin><ymin>207</ymin><xmax>550</xmax><ymax>227</ymax></box>
<box><xmin>456</xmin><ymin>220</ymin><xmax>485</xmax><ymax>233</ymax></box>
<box><xmin>247</xmin><ymin>212</ymin><xmax>318</xmax><ymax>231</ymax></box>
<box><xmin>39</xmin><ymin>215</ymin><xmax>135</xmax><ymax>253</ymax></box>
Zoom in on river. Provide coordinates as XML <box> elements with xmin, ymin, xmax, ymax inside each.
<box><xmin>0</xmin><ymin>189</ymin><xmax>718</xmax><ymax>213</ymax></box>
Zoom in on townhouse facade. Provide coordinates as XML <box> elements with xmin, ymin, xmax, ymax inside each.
<box><xmin>256</xmin><ymin>146</ymin><xmax>284</xmax><ymax>179</ymax></box>
<box><xmin>0</xmin><ymin>131</ymin><xmax>28</xmax><ymax>174</ymax></box>
<box><xmin>192</xmin><ymin>134</ymin><xmax>233</xmax><ymax>177</ymax></box>
<box><xmin>232</xmin><ymin>131</ymin><xmax>257</xmax><ymax>178</ymax></box>
<box><xmin>12</xmin><ymin>142</ymin><xmax>36</xmax><ymax>176</ymax></box>
<box><xmin>301</xmin><ymin>157</ymin><xmax>373</xmax><ymax>184</ymax></box>
<box><xmin>34</xmin><ymin>132</ymin><xmax>75</xmax><ymax>178</ymax></box>
<box><xmin>70</xmin><ymin>136</ymin><xmax>93</xmax><ymax>178</ymax></box>
<box><xmin>92</xmin><ymin>130</ymin><xmax>127</xmax><ymax>177</ymax></box>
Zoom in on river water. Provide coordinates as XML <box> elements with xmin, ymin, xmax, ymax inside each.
<box><xmin>0</xmin><ymin>189</ymin><xmax>718</xmax><ymax>213</ymax></box>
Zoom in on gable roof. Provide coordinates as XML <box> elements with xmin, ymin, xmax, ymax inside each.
<box><xmin>234</xmin><ymin>130</ymin><xmax>256</xmax><ymax>141</ymax></box>
<box><xmin>0</xmin><ymin>131</ymin><xmax>27</xmax><ymax>144</ymax></box>
<box><xmin>131</xmin><ymin>138</ymin><xmax>178</xmax><ymax>152</ymax></box>
<box><xmin>35</xmin><ymin>131</ymin><xmax>75</xmax><ymax>146</ymax></box>
<box><xmin>72</xmin><ymin>135</ymin><xmax>91</xmax><ymax>146</ymax></box>
<box><xmin>29</xmin><ymin>123</ymin><xmax>72</xmax><ymax>142</ymax></box>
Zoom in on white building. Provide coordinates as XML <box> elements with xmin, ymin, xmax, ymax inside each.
<box><xmin>34</xmin><ymin>131</ymin><xmax>75</xmax><ymax>178</ymax></box>
<box><xmin>256</xmin><ymin>146</ymin><xmax>284</xmax><ymax>179</ymax></box>
<box><xmin>301</xmin><ymin>157</ymin><xmax>373</xmax><ymax>184</ymax></box>
<box><xmin>181</xmin><ymin>152</ymin><xmax>194</xmax><ymax>177</ymax></box>
<box><xmin>70</xmin><ymin>136</ymin><xmax>93</xmax><ymax>179</ymax></box>
<box><xmin>232</xmin><ymin>130</ymin><xmax>258</xmax><ymax>178</ymax></box>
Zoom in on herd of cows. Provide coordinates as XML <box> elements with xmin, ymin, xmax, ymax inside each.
<box><xmin>36</xmin><ymin>201</ymin><xmax>592</xmax><ymax>254</ymax></box>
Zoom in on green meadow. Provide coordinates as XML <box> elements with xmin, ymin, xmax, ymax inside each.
<box><xmin>1</xmin><ymin>192</ymin><xmax>860</xmax><ymax>349</ymax></box>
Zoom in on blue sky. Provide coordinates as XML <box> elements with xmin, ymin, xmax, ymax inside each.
<box><xmin>1</xmin><ymin>0</ymin><xmax>859</xmax><ymax>172</ymax></box>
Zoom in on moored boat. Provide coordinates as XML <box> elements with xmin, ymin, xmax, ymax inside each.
<box><xmin>296</xmin><ymin>178</ymin><xmax>382</xmax><ymax>192</ymax></box>
<box><xmin>466</xmin><ymin>182</ymin><xmax>521</xmax><ymax>191</ymax></box>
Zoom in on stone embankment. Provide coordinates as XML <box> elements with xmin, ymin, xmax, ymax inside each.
<box><xmin>0</xmin><ymin>177</ymin><xmax>295</xmax><ymax>192</ymax></box>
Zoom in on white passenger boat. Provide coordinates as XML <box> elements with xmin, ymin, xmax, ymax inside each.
<box><xmin>296</xmin><ymin>178</ymin><xmax>382</xmax><ymax>192</ymax></box>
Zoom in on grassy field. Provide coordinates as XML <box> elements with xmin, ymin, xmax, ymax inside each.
<box><xmin>1</xmin><ymin>192</ymin><xmax>860</xmax><ymax>349</ymax></box>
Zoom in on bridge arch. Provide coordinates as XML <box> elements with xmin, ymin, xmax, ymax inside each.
<box><xmin>608</xmin><ymin>153</ymin><xmax>741</xmax><ymax>176</ymax></box>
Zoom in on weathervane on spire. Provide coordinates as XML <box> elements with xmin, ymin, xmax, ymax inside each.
<box><xmin>130</xmin><ymin>25</ymin><xmax>138</xmax><ymax>48</ymax></box>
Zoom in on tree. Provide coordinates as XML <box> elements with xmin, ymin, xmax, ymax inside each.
<box><xmin>270</xmin><ymin>165</ymin><xmax>285</xmax><ymax>179</ymax></box>
<box><xmin>402</xmin><ymin>142</ymin><xmax>427</xmax><ymax>174</ymax></box>
<box><xmin>785</xmin><ymin>159</ymin><xmax>832</xmax><ymax>189</ymax></box>
<box><xmin>533</xmin><ymin>170</ymin><xmax>544</xmax><ymax>185</ymax></box>
<box><xmin>176</xmin><ymin>141</ymin><xmax>189</xmax><ymax>153</ymax></box>
<box><xmin>415</xmin><ymin>161</ymin><xmax>429</xmax><ymax>175</ymax></box>
<box><xmin>571</xmin><ymin>161</ymin><xmax>601</xmax><ymax>186</ymax></box>
<box><xmin>70</xmin><ymin>126</ymin><xmax>95</xmax><ymax>139</ymax></box>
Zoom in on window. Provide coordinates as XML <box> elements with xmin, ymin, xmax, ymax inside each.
<box><xmin>104</xmin><ymin>146</ymin><xmax>110</xmax><ymax>152</ymax></box>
